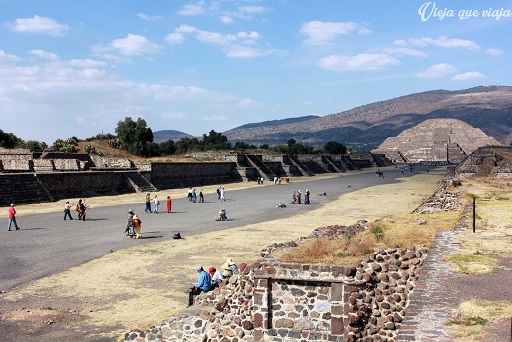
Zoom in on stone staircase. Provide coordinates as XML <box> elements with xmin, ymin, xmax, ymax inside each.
<box><xmin>321</xmin><ymin>155</ymin><xmax>344</xmax><ymax>173</ymax></box>
<box><xmin>125</xmin><ymin>172</ymin><xmax>158</xmax><ymax>193</ymax></box>
<box><xmin>0</xmin><ymin>173</ymin><xmax>53</xmax><ymax>206</ymax></box>
<box><xmin>447</xmin><ymin>143</ymin><xmax>467</xmax><ymax>164</ymax></box>
<box><xmin>245</xmin><ymin>155</ymin><xmax>276</xmax><ymax>180</ymax></box>
<box><xmin>287</xmin><ymin>155</ymin><xmax>314</xmax><ymax>176</ymax></box>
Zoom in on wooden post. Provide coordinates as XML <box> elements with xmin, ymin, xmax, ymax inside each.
<box><xmin>473</xmin><ymin>196</ymin><xmax>476</xmax><ymax>233</ymax></box>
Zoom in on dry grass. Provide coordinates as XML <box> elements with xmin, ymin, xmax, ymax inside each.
<box><xmin>456</xmin><ymin>178</ymin><xmax>512</xmax><ymax>257</ymax></box>
<box><xmin>279</xmin><ymin>211</ymin><xmax>460</xmax><ymax>265</ymax></box>
<box><xmin>447</xmin><ymin>299</ymin><xmax>512</xmax><ymax>341</ymax></box>
<box><xmin>444</xmin><ymin>253</ymin><xmax>497</xmax><ymax>274</ymax></box>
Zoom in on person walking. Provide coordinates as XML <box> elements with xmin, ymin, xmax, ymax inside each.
<box><xmin>145</xmin><ymin>193</ymin><xmax>151</xmax><ymax>213</ymax></box>
<box><xmin>220</xmin><ymin>187</ymin><xmax>225</xmax><ymax>202</ymax></box>
<box><xmin>304</xmin><ymin>189</ymin><xmax>310</xmax><ymax>204</ymax></box>
<box><xmin>133</xmin><ymin>213</ymin><xmax>142</xmax><ymax>239</ymax></box>
<box><xmin>199</xmin><ymin>189</ymin><xmax>204</xmax><ymax>203</ymax></box>
<box><xmin>63</xmin><ymin>201</ymin><xmax>74</xmax><ymax>220</ymax></box>
<box><xmin>297</xmin><ymin>190</ymin><xmax>302</xmax><ymax>204</ymax></box>
<box><xmin>7</xmin><ymin>204</ymin><xmax>20</xmax><ymax>231</ymax></box>
<box><xmin>166</xmin><ymin>196</ymin><xmax>172</xmax><ymax>213</ymax></box>
<box><xmin>124</xmin><ymin>209</ymin><xmax>135</xmax><ymax>237</ymax></box>
<box><xmin>153</xmin><ymin>195</ymin><xmax>159</xmax><ymax>214</ymax></box>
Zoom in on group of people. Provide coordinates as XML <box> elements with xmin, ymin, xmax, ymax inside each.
<box><xmin>216</xmin><ymin>186</ymin><xmax>226</xmax><ymax>201</ymax></box>
<box><xmin>124</xmin><ymin>209</ymin><xmax>142</xmax><ymax>238</ymax></box>
<box><xmin>273</xmin><ymin>176</ymin><xmax>283</xmax><ymax>185</ymax></box>
<box><xmin>187</xmin><ymin>188</ymin><xmax>205</xmax><ymax>203</ymax></box>
<box><xmin>62</xmin><ymin>199</ymin><xmax>89</xmax><ymax>221</ymax></box>
<box><xmin>290</xmin><ymin>189</ymin><xmax>310</xmax><ymax>204</ymax></box>
<box><xmin>145</xmin><ymin>193</ymin><xmax>172</xmax><ymax>214</ymax></box>
<box><xmin>188</xmin><ymin>258</ymin><xmax>238</xmax><ymax>306</ymax></box>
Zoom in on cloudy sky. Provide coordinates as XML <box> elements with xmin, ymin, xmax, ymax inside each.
<box><xmin>1</xmin><ymin>0</ymin><xmax>510</xmax><ymax>143</ymax></box>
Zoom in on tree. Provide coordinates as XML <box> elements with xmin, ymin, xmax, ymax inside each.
<box><xmin>115</xmin><ymin>117</ymin><xmax>154</xmax><ymax>157</ymax></box>
<box><xmin>324</xmin><ymin>141</ymin><xmax>347</xmax><ymax>155</ymax></box>
<box><xmin>201</xmin><ymin>130</ymin><xmax>231</xmax><ymax>151</ymax></box>
<box><xmin>175</xmin><ymin>137</ymin><xmax>202</xmax><ymax>154</ymax></box>
<box><xmin>22</xmin><ymin>140</ymin><xmax>46</xmax><ymax>151</ymax></box>
<box><xmin>259</xmin><ymin>143</ymin><xmax>270</xmax><ymax>150</ymax></box>
<box><xmin>0</xmin><ymin>129</ymin><xmax>22</xmax><ymax>148</ymax></box>
<box><xmin>157</xmin><ymin>139</ymin><xmax>176</xmax><ymax>156</ymax></box>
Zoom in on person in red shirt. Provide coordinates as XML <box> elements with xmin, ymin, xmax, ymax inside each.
<box><xmin>8</xmin><ymin>203</ymin><xmax>20</xmax><ymax>231</ymax></box>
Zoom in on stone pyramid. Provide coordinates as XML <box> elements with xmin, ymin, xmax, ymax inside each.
<box><xmin>371</xmin><ymin>119</ymin><xmax>501</xmax><ymax>163</ymax></box>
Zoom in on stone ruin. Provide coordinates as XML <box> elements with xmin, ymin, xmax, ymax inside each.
<box><xmin>372</xmin><ymin>118</ymin><xmax>501</xmax><ymax>164</ymax></box>
<box><xmin>0</xmin><ymin>150</ymin><xmax>390</xmax><ymax>206</ymax></box>
<box><xmin>124</xmin><ymin>170</ymin><xmax>471</xmax><ymax>342</ymax></box>
<box><xmin>125</xmin><ymin>221</ymin><xmax>428</xmax><ymax>342</ymax></box>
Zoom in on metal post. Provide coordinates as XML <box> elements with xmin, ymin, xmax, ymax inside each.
<box><xmin>473</xmin><ymin>196</ymin><xmax>476</xmax><ymax>233</ymax></box>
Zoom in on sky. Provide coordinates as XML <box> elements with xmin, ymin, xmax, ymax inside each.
<box><xmin>1</xmin><ymin>0</ymin><xmax>511</xmax><ymax>144</ymax></box>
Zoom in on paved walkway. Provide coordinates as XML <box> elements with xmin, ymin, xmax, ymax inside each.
<box><xmin>397</xmin><ymin>229</ymin><xmax>461</xmax><ymax>341</ymax></box>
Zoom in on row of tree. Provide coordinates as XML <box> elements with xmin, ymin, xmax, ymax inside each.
<box><xmin>0</xmin><ymin>117</ymin><xmax>348</xmax><ymax>157</ymax></box>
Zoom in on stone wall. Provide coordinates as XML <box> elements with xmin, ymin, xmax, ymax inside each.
<box><xmin>33</xmin><ymin>159</ymin><xmax>55</xmax><ymax>172</ymax></box>
<box><xmin>90</xmin><ymin>155</ymin><xmax>133</xmax><ymax>169</ymax></box>
<box><xmin>455</xmin><ymin>146</ymin><xmax>512</xmax><ymax>178</ymax></box>
<box><xmin>125</xmin><ymin>222</ymin><xmax>427</xmax><ymax>342</ymax></box>
<box><xmin>37</xmin><ymin>172</ymin><xmax>132</xmax><ymax>199</ymax></box>
<box><xmin>149</xmin><ymin>162</ymin><xmax>240</xmax><ymax>189</ymax></box>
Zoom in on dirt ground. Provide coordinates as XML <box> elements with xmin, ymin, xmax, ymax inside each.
<box><xmin>0</xmin><ymin>168</ymin><xmax>509</xmax><ymax>341</ymax></box>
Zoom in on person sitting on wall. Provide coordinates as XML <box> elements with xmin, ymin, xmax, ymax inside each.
<box><xmin>221</xmin><ymin>262</ymin><xmax>233</xmax><ymax>278</ymax></box>
<box><xmin>188</xmin><ymin>266</ymin><xmax>212</xmax><ymax>306</ymax></box>
<box><xmin>208</xmin><ymin>267</ymin><xmax>224</xmax><ymax>287</ymax></box>
<box><xmin>226</xmin><ymin>258</ymin><xmax>238</xmax><ymax>274</ymax></box>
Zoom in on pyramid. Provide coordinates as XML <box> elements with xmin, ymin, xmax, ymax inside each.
<box><xmin>371</xmin><ymin>119</ymin><xmax>501</xmax><ymax>163</ymax></box>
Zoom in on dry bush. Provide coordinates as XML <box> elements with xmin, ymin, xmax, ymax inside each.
<box><xmin>278</xmin><ymin>212</ymin><xmax>459</xmax><ymax>266</ymax></box>
<box><xmin>278</xmin><ymin>237</ymin><xmax>358</xmax><ymax>265</ymax></box>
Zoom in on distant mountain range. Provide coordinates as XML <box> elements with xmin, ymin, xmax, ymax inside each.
<box><xmin>152</xmin><ymin>130</ymin><xmax>194</xmax><ymax>143</ymax></box>
<box><xmin>222</xmin><ymin>86</ymin><xmax>512</xmax><ymax>150</ymax></box>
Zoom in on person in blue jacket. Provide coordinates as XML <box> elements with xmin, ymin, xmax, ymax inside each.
<box><xmin>188</xmin><ymin>266</ymin><xmax>212</xmax><ymax>306</ymax></box>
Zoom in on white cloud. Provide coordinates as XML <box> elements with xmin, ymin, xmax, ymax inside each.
<box><xmin>68</xmin><ymin>59</ymin><xmax>106</xmax><ymax>68</ymax></box>
<box><xmin>164</xmin><ymin>25</ymin><xmax>272</xmax><ymax>58</ymax></box>
<box><xmin>300</xmin><ymin>21</ymin><xmax>370</xmax><ymax>45</ymax></box>
<box><xmin>408</xmin><ymin>36</ymin><xmax>480</xmax><ymax>51</ymax></box>
<box><xmin>5</xmin><ymin>15</ymin><xmax>69</xmax><ymax>36</ymax></box>
<box><xmin>238</xmin><ymin>6</ymin><xmax>266</xmax><ymax>14</ymax></box>
<box><xmin>318</xmin><ymin>53</ymin><xmax>400</xmax><ymax>72</ymax></box>
<box><xmin>96</xmin><ymin>34</ymin><xmax>164</xmax><ymax>56</ymax></box>
<box><xmin>220</xmin><ymin>16</ymin><xmax>235</xmax><ymax>24</ymax></box>
<box><xmin>30</xmin><ymin>49</ymin><xmax>60</xmax><ymax>60</ymax></box>
<box><xmin>202</xmin><ymin>115</ymin><xmax>229</xmax><ymax>122</ymax></box>
<box><xmin>224</xmin><ymin>46</ymin><xmax>269</xmax><ymax>58</ymax></box>
<box><xmin>0</xmin><ymin>50</ymin><xmax>20</xmax><ymax>64</ymax></box>
<box><xmin>452</xmin><ymin>71</ymin><xmax>485</xmax><ymax>81</ymax></box>
<box><xmin>383</xmin><ymin>47</ymin><xmax>427</xmax><ymax>57</ymax></box>
<box><xmin>136</xmin><ymin>13</ymin><xmax>162</xmax><ymax>21</ymax></box>
<box><xmin>196</xmin><ymin>30</ymin><xmax>237</xmax><ymax>45</ymax></box>
<box><xmin>0</xmin><ymin>55</ymin><xmax>248</xmax><ymax>141</ymax></box>
<box><xmin>415</xmin><ymin>63</ymin><xmax>456</xmax><ymax>78</ymax></box>
<box><xmin>178</xmin><ymin>4</ymin><xmax>207</xmax><ymax>16</ymax></box>
<box><xmin>485</xmin><ymin>48</ymin><xmax>503</xmax><ymax>56</ymax></box>
<box><xmin>160</xmin><ymin>111</ymin><xmax>187</xmax><ymax>119</ymax></box>
<box><xmin>164</xmin><ymin>25</ymin><xmax>198</xmax><ymax>44</ymax></box>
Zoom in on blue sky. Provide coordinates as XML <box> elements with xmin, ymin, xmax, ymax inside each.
<box><xmin>1</xmin><ymin>0</ymin><xmax>511</xmax><ymax>143</ymax></box>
